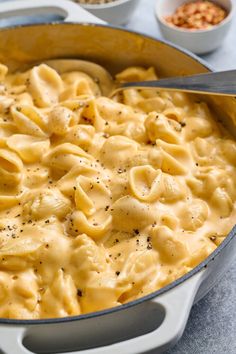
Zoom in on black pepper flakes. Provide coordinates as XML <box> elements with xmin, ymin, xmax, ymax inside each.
<box><xmin>210</xmin><ymin>235</ymin><xmax>217</xmax><ymax>241</ymax></box>
<box><xmin>77</xmin><ymin>289</ymin><xmax>83</xmax><ymax>297</ymax></box>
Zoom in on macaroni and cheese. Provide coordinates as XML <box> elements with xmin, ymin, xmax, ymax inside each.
<box><xmin>0</xmin><ymin>62</ymin><xmax>235</xmax><ymax>319</ymax></box>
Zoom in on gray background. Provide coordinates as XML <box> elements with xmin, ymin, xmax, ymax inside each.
<box><xmin>0</xmin><ymin>0</ymin><xmax>236</xmax><ymax>353</ymax></box>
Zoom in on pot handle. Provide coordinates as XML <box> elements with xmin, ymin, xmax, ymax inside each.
<box><xmin>0</xmin><ymin>270</ymin><xmax>204</xmax><ymax>354</ymax></box>
<box><xmin>0</xmin><ymin>0</ymin><xmax>105</xmax><ymax>24</ymax></box>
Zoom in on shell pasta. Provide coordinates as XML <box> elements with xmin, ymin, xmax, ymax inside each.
<box><xmin>0</xmin><ymin>61</ymin><xmax>236</xmax><ymax>319</ymax></box>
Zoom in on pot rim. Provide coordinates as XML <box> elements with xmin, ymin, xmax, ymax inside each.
<box><xmin>0</xmin><ymin>21</ymin><xmax>235</xmax><ymax>326</ymax></box>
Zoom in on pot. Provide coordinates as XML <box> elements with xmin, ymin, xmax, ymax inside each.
<box><xmin>0</xmin><ymin>1</ymin><xmax>236</xmax><ymax>353</ymax></box>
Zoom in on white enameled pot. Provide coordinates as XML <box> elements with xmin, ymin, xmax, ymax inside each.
<box><xmin>0</xmin><ymin>1</ymin><xmax>236</xmax><ymax>353</ymax></box>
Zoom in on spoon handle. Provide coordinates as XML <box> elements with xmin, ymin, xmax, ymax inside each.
<box><xmin>117</xmin><ymin>70</ymin><xmax>236</xmax><ymax>96</ymax></box>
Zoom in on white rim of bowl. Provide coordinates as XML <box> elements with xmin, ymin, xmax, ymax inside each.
<box><xmin>155</xmin><ymin>0</ymin><xmax>235</xmax><ymax>34</ymax></box>
<box><xmin>74</xmin><ymin>0</ymin><xmax>135</xmax><ymax>9</ymax></box>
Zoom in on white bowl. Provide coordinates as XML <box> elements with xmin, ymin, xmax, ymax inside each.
<box><xmin>155</xmin><ymin>0</ymin><xmax>234</xmax><ymax>54</ymax></box>
<box><xmin>73</xmin><ymin>0</ymin><xmax>140</xmax><ymax>25</ymax></box>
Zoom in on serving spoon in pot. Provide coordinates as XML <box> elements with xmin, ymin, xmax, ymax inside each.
<box><xmin>45</xmin><ymin>59</ymin><xmax>236</xmax><ymax>97</ymax></box>
<box><xmin>112</xmin><ymin>70</ymin><xmax>236</xmax><ymax>97</ymax></box>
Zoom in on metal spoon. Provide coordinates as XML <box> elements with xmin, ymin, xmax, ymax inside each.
<box><xmin>45</xmin><ymin>60</ymin><xmax>236</xmax><ymax>97</ymax></box>
<box><xmin>112</xmin><ymin>70</ymin><xmax>236</xmax><ymax>97</ymax></box>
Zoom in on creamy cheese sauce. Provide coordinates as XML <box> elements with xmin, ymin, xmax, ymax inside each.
<box><xmin>0</xmin><ymin>62</ymin><xmax>235</xmax><ymax>319</ymax></box>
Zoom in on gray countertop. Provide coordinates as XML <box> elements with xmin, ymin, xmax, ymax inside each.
<box><xmin>127</xmin><ymin>1</ymin><xmax>236</xmax><ymax>353</ymax></box>
<box><xmin>0</xmin><ymin>1</ymin><xmax>235</xmax><ymax>353</ymax></box>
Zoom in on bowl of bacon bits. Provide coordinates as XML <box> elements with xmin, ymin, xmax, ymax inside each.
<box><xmin>74</xmin><ymin>0</ymin><xmax>140</xmax><ymax>25</ymax></box>
<box><xmin>155</xmin><ymin>0</ymin><xmax>234</xmax><ymax>54</ymax></box>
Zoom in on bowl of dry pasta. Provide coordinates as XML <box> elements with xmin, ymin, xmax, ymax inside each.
<box><xmin>72</xmin><ymin>0</ymin><xmax>140</xmax><ymax>25</ymax></box>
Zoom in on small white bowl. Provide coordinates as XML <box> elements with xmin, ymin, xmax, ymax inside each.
<box><xmin>155</xmin><ymin>0</ymin><xmax>234</xmax><ymax>54</ymax></box>
<box><xmin>73</xmin><ymin>0</ymin><xmax>140</xmax><ymax>25</ymax></box>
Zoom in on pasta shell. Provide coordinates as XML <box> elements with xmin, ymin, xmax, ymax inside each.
<box><xmin>22</xmin><ymin>189</ymin><xmax>71</xmax><ymax>220</ymax></box>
